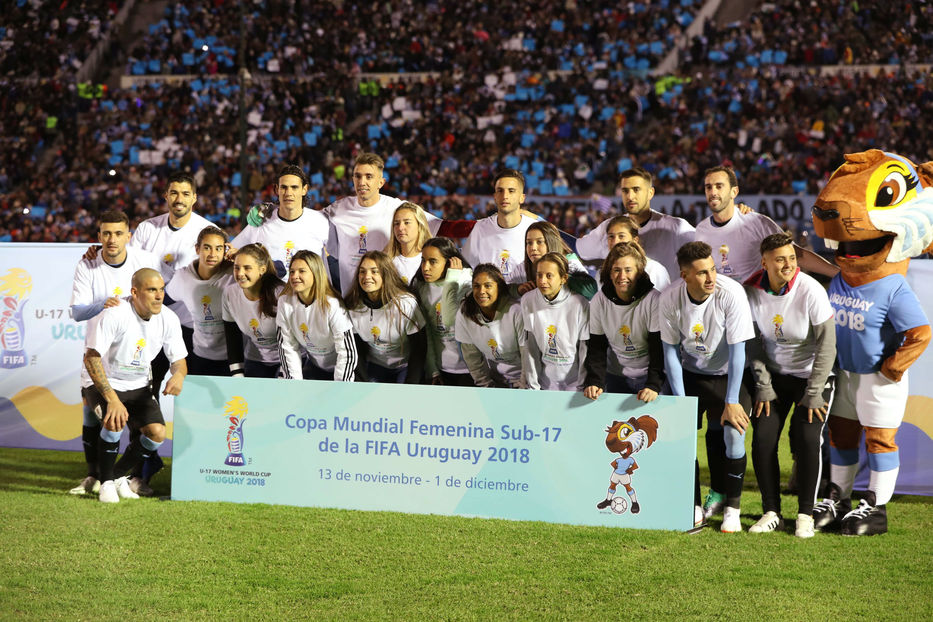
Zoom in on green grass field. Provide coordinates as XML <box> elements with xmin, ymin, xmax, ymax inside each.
<box><xmin>2</xmin><ymin>440</ymin><xmax>931</xmax><ymax>621</ymax></box>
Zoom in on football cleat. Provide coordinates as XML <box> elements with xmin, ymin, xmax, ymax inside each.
<box><xmin>795</xmin><ymin>514</ymin><xmax>815</xmax><ymax>539</ymax></box>
<box><xmin>98</xmin><ymin>480</ymin><xmax>119</xmax><ymax>504</ymax></box>
<box><xmin>694</xmin><ymin>505</ymin><xmax>705</xmax><ymax>528</ymax></box>
<box><xmin>749</xmin><ymin>511</ymin><xmax>784</xmax><ymax>533</ymax></box>
<box><xmin>128</xmin><ymin>476</ymin><xmax>154</xmax><ymax>497</ymax></box>
<box><xmin>68</xmin><ymin>476</ymin><xmax>100</xmax><ymax>495</ymax></box>
<box><xmin>720</xmin><ymin>506</ymin><xmax>742</xmax><ymax>533</ymax></box>
<box><xmin>630</xmin><ymin>501</ymin><xmax>640</xmax><ymax>514</ymax></box>
<box><xmin>702</xmin><ymin>490</ymin><xmax>725</xmax><ymax>520</ymax></box>
<box><xmin>115</xmin><ymin>476</ymin><xmax>139</xmax><ymax>500</ymax></box>
<box><xmin>596</xmin><ymin>498</ymin><xmax>612</xmax><ymax>510</ymax></box>
<box><xmin>841</xmin><ymin>494</ymin><xmax>887</xmax><ymax>536</ymax></box>
<box><xmin>812</xmin><ymin>483</ymin><xmax>850</xmax><ymax>531</ymax></box>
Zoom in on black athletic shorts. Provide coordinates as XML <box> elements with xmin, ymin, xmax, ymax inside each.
<box><xmin>83</xmin><ymin>385</ymin><xmax>165</xmax><ymax>428</ymax></box>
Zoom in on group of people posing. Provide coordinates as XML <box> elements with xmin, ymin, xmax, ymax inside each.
<box><xmin>69</xmin><ymin>153</ymin><xmax>927</xmax><ymax>543</ymax></box>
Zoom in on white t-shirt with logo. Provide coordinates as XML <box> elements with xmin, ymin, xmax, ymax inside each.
<box><xmin>165</xmin><ymin>263</ymin><xmax>234</xmax><ymax>360</ymax></box>
<box><xmin>232</xmin><ymin>208</ymin><xmax>329</xmax><ymax>279</ymax></box>
<box><xmin>277</xmin><ymin>294</ymin><xmax>355</xmax><ymax>380</ymax></box>
<box><xmin>455</xmin><ymin>301</ymin><xmax>525</xmax><ymax>386</ymax></box>
<box><xmin>461</xmin><ymin>214</ymin><xmax>537</xmax><ymax>284</ymax></box>
<box><xmin>349</xmin><ymin>294</ymin><xmax>425</xmax><ymax>370</ymax></box>
<box><xmin>392</xmin><ymin>253</ymin><xmax>422</xmax><ymax>285</ymax></box>
<box><xmin>589</xmin><ymin>288</ymin><xmax>660</xmax><ymax>380</ymax></box>
<box><xmin>694</xmin><ymin>209</ymin><xmax>782</xmax><ymax>283</ymax></box>
<box><xmin>520</xmin><ymin>287</ymin><xmax>590</xmax><ymax>390</ymax></box>
<box><xmin>221</xmin><ymin>283</ymin><xmax>284</xmax><ymax>364</ymax></box>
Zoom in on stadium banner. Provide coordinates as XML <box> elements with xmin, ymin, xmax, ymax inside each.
<box><xmin>172</xmin><ymin>376</ymin><xmax>698</xmax><ymax>531</ymax></box>
<box><xmin>0</xmin><ymin>243</ymin><xmax>174</xmax><ymax>452</ymax></box>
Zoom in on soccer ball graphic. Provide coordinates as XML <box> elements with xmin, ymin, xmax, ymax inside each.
<box><xmin>610</xmin><ymin>496</ymin><xmax>628</xmax><ymax>514</ymax></box>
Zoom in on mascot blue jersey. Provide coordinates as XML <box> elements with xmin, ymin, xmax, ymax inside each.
<box><xmin>828</xmin><ymin>273</ymin><xmax>928</xmax><ymax>373</ymax></box>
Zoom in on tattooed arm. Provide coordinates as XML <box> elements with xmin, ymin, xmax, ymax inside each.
<box><xmin>84</xmin><ymin>348</ymin><xmax>128</xmax><ymax>431</ymax></box>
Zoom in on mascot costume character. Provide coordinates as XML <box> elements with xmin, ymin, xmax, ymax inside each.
<box><xmin>811</xmin><ymin>149</ymin><xmax>933</xmax><ymax>535</ymax></box>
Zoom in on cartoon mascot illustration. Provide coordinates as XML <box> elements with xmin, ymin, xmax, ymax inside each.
<box><xmin>811</xmin><ymin>149</ymin><xmax>933</xmax><ymax>536</ymax></box>
<box><xmin>596</xmin><ymin>415</ymin><xmax>659</xmax><ymax>514</ymax></box>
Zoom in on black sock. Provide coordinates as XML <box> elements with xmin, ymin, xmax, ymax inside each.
<box><xmin>98</xmin><ymin>438</ymin><xmax>120</xmax><ymax>482</ymax></box>
<box><xmin>706</xmin><ymin>429</ymin><xmax>727</xmax><ymax>494</ymax></box>
<box><xmin>82</xmin><ymin>426</ymin><xmax>100</xmax><ymax>479</ymax></box>
<box><xmin>113</xmin><ymin>439</ymin><xmax>151</xmax><ymax>479</ymax></box>
<box><xmin>694</xmin><ymin>459</ymin><xmax>701</xmax><ymax>506</ymax></box>
<box><xmin>725</xmin><ymin>455</ymin><xmax>747</xmax><ymax>509</ymax></box>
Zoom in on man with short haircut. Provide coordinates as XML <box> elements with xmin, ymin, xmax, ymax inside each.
<box><xmin>68</xmin><ymin>211</ymin><xmax>158</xmax><ymax>496</ymax></box>
<box><xmin>696</xmin><ymin>166</ymin><xmax>837</xmax><ymax>282</ymax></box>
<box><xmin>84</xmin><ymin>268</ymin><xmax>187</xmax><ymax>503</ymax></box>
<box><xmin>577</xmin><ymin>167</ymin><xmax>695</xmax><ymax>277</ymax></box>
<box><xmin>233</xmin><ymin>165</ymin><xmax>330</xmax><ymax>278</ymax></box>
<box><xmin>744</xmin><ymin>232</ymin><xmax>836</xmax><ymax>538</ymax></box>
<box><xmin>659</xmin><ymin>241</ymin><xmax>754</xmax><ymax>532</ymax></box>
<box><xmin>461</xmin><ymin>169</ymin><xmax>538</xmax><ymax>284</ymax></box>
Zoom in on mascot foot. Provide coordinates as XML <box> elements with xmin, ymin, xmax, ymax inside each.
<box><xmin>631</xmin><ymin>501</ymin><xmax>640</xmax><ymax>514</ymax></box>
<box><xmin>596</xmin><ymin>499</ymin><xmax>612</xmax><ymax>510</ymax></box>
<box><xmin>812</xmin><ymin>483</ymin><xmax>851</xmax><ymax>532</ymax></box>
<box><xmin>841</xmin><ymin>493</ymin><xmax>887</xmax><ymax>536</ymax></box>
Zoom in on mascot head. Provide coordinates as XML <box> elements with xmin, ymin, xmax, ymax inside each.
<box><xmin>812</xmin><ymin>149</ymin><xmax>933</xmax><ymax>275</ymax></box>
<box><xmin>605</xmin><ymin>415</ymin><xmax>659</xmax><ymax>458</ymax></box>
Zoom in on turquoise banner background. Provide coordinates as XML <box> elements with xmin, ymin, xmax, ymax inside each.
<box><xmin>172</xmin><ymin>377</ymin><xmax>699</xmax><ymax>531</ymax></box>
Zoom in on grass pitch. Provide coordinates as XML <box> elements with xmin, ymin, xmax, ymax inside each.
<box><xmin>1</xmin><ymin>443</ymin><xmax>931</xmax><ymax>621</ymax></box>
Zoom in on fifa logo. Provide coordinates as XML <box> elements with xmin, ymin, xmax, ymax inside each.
<box><xmin>358</xmin><ymin>226</ymin><xmax>368</xmax><ymax>254</ymax></box>
<box><xmin>163</xmin><ymin>253</ymin><xmax>174</xmax><ymax>266</ymax></box>
<box><xmin>488</xmin><ymin>338</ymin><xmax>502</xmax><ymax>360</ymax></box>
<box><xmin>0</xmin><ymin>268</ymin><xmax>32</xmax><ymax>369</ymax></box>
<box><xmin>692</xmin><ymin>322</ymin><xmax>706</xmax><ymax>352</ymax></box>
<box><xmin>249</xmin><ymin>318</ymin><xmax>261</xmax><ymax>338</ymax></box>
<box><xmin>223</xmin><ymin>396</ymin><xmax>248</xmax><ymax>466</ymax></box>
<box><xmin>371</xmin><ymin>326</ymin><xmax>382</xmax><ymax>344</ymax></box>
<box><xmin>546</xmin><ymin>325</ymin><xmax>558</xmax><ymax>356</ymax></box>
<box><xmin>299</xmin><ymin>322</ymin><xmax>314</xmax><ymax>347</ymax></box>
<box><xmin>719</xmin><ymin>244</ymin><xmax>732</xmax><ymax>275</ymax></box>
<box><xmin>201</xmin><ymin>295</ymin><xmax>214</xmax><ymax>321</ymax></box>
<box><xmin>619</xmin><ymin>325</ymin><xmax>635</xmax><ymax>351</ymax></box>
<box><xmin>284</xmin><ymin>241</ymin><xmax>295</xmax><ymax>266</ymax></box>
<box><xmin>773</xmin><ymin>314</ymin><xmax>786</xmax><ymax>342</ymax></box>
<box><xmin>131</xmin><ymin>338</ymin><xmax>146</xmax><ymax>366</ymax></box>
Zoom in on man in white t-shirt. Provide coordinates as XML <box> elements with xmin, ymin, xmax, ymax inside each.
<box><xmin>68</xmin><ymin>210</ymin><xmax>159</xmax><ymax>497</ymax></box>
<box><xmin>695</xmin><ymin>166</ymin><xmax>838</xmax><ymax>283</ymax></box>
<box><xmin>577</xmin><ymin>168</ymin><xmax>695</xmax><ymax>277</ymax></box>
<box><xmin>233</xmin><ymin>165</ymin><xmax>330</xmax><ymax>279</ymax></box>
<box><xmin>461</xmin><ymin>169</ymin><xmax>538</xmax><ymax>284</ymax></box>
<box><xmin>659</xmin><ymin>241</ymin><xmax>755</xmax><ymax>532</ymax></box>
<box><xmin>84</xmin><ymin>268</ymin><xmax>187</xmax><ymax>503</ymax></box>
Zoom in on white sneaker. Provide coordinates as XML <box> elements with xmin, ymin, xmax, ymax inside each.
<box><xmin>115</xmin><ymin>476</ymin><xmax>139</xmax><ymax>500</ymax></box>
<box><xmin>127</xmin><ymin>476</ymin><xmax>154</xmax><ymax>497</ymax></box>
<box><xmin>749</xmin><ymin>511</ymin><xmax>784</xmax><ymax>533</ymax></box>
<box><xmin>721</xmin><ymin>506</ymin><xmax>742</xmax><ymax>533</ymax></box>
<box><xmin>694</xmin><ymin>505</ymin><xmax>705</xmax><ymax>528</ymax></box>
<box><xmin>98</xmin><ymin>480</ymin><xmax>119</xmax><ymax>503</ymax></box>
<box><xmin>68</xmin><ymin>476</ymin><xmax>100</xmax><ymax>495</ymax></box>
<box><xmin>795</xmin><ymin>513</ymin><xmax>815</xmax><ymax>538</ymax></box>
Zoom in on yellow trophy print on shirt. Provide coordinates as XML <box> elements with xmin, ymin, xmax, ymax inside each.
<box><xmin>201</xmin><ymin>295</ymin><xmax>214</xmax><ymax>321</ymax></box>
<box><xmin>113</xmin><ymin>286</ymin><xmax>123</xmax><ymax>296</ymax></box>
<box><xmin>692</xmin><ymin>322</ymin><xmax>706</xmax><ymax>352</ymax></box>
<box><xmin>163</xmin><ymin>253</ymin><xmax>174</xmax><ymax>265</ymax></box>
<box><xmin>371</xmin><ymin>325</ymin><xmax>382</xmax><ymax>344</ymax></box>
<box><xmin>772</xmin><ymin>314</ymin><xmax>785</xmax><ymax>342</ymax></box>
<box><xmin>299</xmin><ymin>322</ymin><xmax>314</xmax><ymax>347</ymax></box>
<box><xmin>131</xmin><ymin>338</ymin><xmax>146</xmax><ymax>366</ymax></box>
<box><xmin>619</xmin><ymin>324</ymin><xmax>635</xmax><ymax>351</ymax></box>
<box><xmin>488</xmin><ymin>338</ymin><xmax>502</xmax><ymax>360</ymax></box>
<box><xmin>249</xmin><ymin>318</ymin><xmax>260</xmax><ymax>339</ymax></box>
<box><xmin>358</xmin><ymin>226</ymin><xmax>368</xmax><ymax>254</ymax></box>
<box><xmin>719</xmin><ymin>244</ymin><xmax>732</xmax><ymax>275</ymax></box>
<box><xmin>434</xmin><ymin>301</ymin><xmax>445</xmax><ymax>332</ymax></box>
<box><xmin>546</xmin><ymin>324</ymin><xmax>559</xmax><ymax>356</ymax></box>
<box><xmin>284</xmin><ymin>241</ymin><xmax>295</xmax><ymax>266</ymax></box>
<box><xmin>499</xmin><ymin>250</ymin><xmax>510</xmax><ymax>276</ymax></box>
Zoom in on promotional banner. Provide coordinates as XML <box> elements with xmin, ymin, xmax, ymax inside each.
<box><xmin>172</xmin><ymin>377</ymin><xmax>699</xmax><ymax>531</ymax></box>
<box><xmin>0</xmin><ymin>243</ymin><xmax>174</xmax><ymax>452</ymax></box>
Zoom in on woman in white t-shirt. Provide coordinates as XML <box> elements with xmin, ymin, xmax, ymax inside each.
<box><xmin>603</xmin><ymin>215</ymin><xmax>671</xmax><ymax>290</ymax></box>
<box><xmin>277</xmin><ymin>250</ymin><xmax>358</xmax><ymax>381</ymax></box>
<box><xmin>222</xmin><ymin>243</ymin><xmax>284</xmax><ymax>377</ymax></box>
<box><xmin>517</xmin><ymin>221</ymin><xmax>596</xmax><ymax>299</ymax></box>
<box><xmin>166</xmin><ymin>225</ymin><xmax>234</xmax><ymax>376</ymax></box>
<box><xmin>346</xmin><ymin>250</ymin><xmax>426</xmax><ymax>384</ymax></box>
<box><xmin>385</xmin><ymin>201</ymin><xmax>431</xmax><ymax>285</ymax></box>
<box><xmin>520</xmin><ymin>252</ymin><xmax>593</xmax><ymax>391</ymax></box>
<box><xmin>410</xmin><ymin>237</ymin><xmax>473</xmax><ymax>386</ymax></box>
<box><xmin>455</xmin><ymin>264</ymin><xmax>525</xmax><ymax>388</ymax></box>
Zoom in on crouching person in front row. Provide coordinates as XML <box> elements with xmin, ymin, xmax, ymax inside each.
<box><xmin>84</xmin><ymin>268</ymin><xmax>187</xmax><ymax>503</ymax></box>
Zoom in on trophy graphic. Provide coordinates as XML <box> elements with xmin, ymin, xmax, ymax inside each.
<box><xmin>224</xmin><ymin>396</ymin><xmax>248</xmax><ymax>466</ymax></box>
<box><xmin>0</xmin><ymin>268</ymin><xmax>33</xmax><ymax>369</ymax></box>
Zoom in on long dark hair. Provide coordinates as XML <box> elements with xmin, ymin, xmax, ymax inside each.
<box><xmin>460</xmin><ymin>263</ymin><xmax>512</xmax><ymax>325</ymax></box>
<box><xmin>235</xmin><ymin>243</ymin><xmax>280</xmax><ymax>318</ymax></box>
<box><xmin>523</xmin><ymin>221</ymin><xmax>572</xmax><ymax>281</ymax></box>
<box><xmin>409</xmin><ymin>237</ymin><xmax>471</xmax><ymax>290</ymax></box>
<box><xmin>195</xmin><ymin>225</ymin><xmax>233</xmax><ymax>274</ymax></box>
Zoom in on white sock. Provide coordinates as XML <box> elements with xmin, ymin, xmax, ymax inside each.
<box><xmin>869</xmin><ymin>468</ymin><xmax>899</xmax><ymax>506</ymax></box>
<box><xmin>830</xmin><ymin>463</ymin><xmax>859</xmax><ymax>499</ymax></box>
